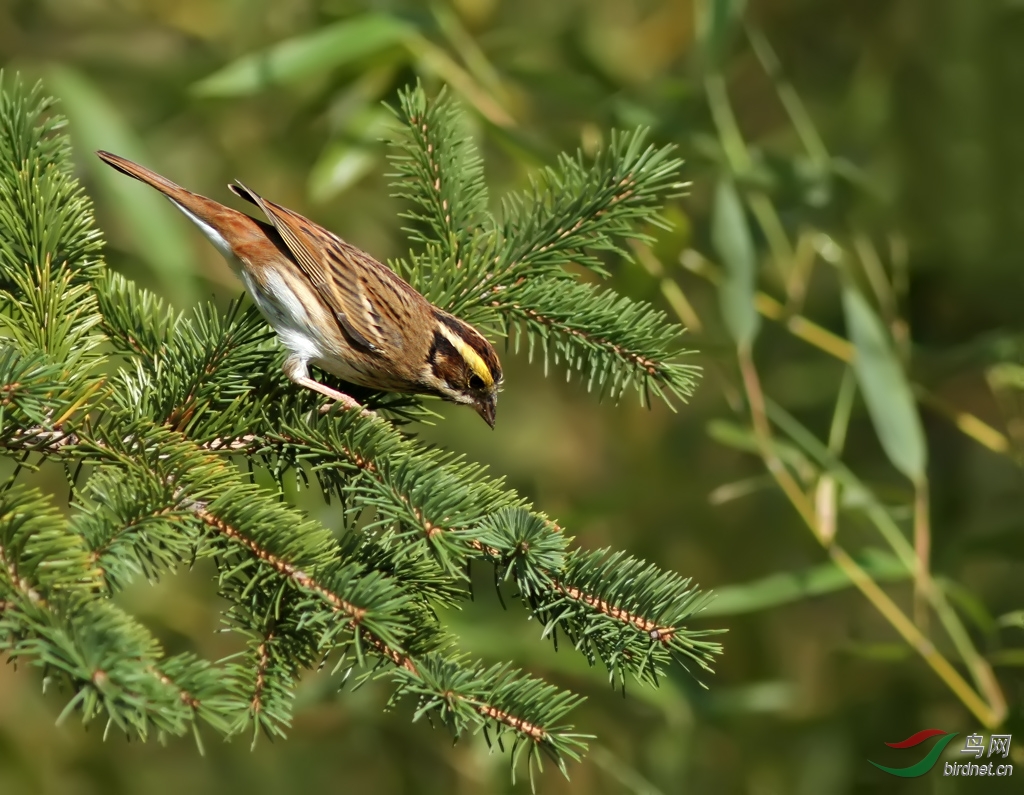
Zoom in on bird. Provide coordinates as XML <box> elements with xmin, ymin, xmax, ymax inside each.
<box><xmin>95</xmin><ymin>151</ymin><xmax>502</xmax><ymax>427</ymax></box>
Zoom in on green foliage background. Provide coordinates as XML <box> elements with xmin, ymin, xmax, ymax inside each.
<box><xmin>1</xmin><ymin>0</ymin><xmax>1023</xmax><ymax>793</ymax></box>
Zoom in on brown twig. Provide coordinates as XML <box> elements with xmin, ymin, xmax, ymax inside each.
<box><xmin>358</xmin><ymin>628</ymin><xmax>416</xmax><ymax>672</ymax></box>
<box><xmin>195</xmin><ymin>509</ymin><xmax>367</xmax><ymax>625</ymax></box>
<box><xmin>358</xmin><ymin>628</ymin><xmax>548</xmax><ymax>741</ymax></box>
<box><xmin>251</xmin><ymin>632</ymin><xmax>274</xmax><ymax>712</ymax></box>
<box><xmin>474</xmin><ymin>703</ymin><xmax>546</xmax><ymax>741</ymax></box>
<box><xmin>2</xmin><ymin>425</ymin><xmax>80</xmax><ymax>453</ymax></box>
<box><xmin>154</xmin><ymin>667</ymin><xmax>201</xmax><ymax>711</ymax></box>
<box><xmin>2</xmin><ymin>424</ymin><xmax>258</xmax><ymax>457</ymax></box>
<box><xmin>499</xmin><ymin>303</ymin><xmax>664</xmax><ymax>376</ymax></box>
<box><xmin>550</xmin><ymin>579</ymin><xmax>676</xmax><ymax>642</ymax></box>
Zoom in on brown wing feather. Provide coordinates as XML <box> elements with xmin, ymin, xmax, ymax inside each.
<box><xmin>229</xmin><ymin>182</ymin><xmax>418</xmax><ymax>355</ymax></box>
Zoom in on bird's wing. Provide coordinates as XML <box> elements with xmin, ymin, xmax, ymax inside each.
<box><xmin>229</xmin><ymin>183</ymin><xmax>420</xmax><ymax>355</ymax></box>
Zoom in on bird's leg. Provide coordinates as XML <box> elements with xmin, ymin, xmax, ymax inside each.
<box><xmin>284</xmin><ymin>357</ymin><xmax>375</xmax><ymax>418</ymax></box>
<box><xmin>297</xmin><ymin>376</ymin><xmax>376</xmax><ymax>418</ymax></box>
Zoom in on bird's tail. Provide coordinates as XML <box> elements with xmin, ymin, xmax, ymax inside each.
<box><xmin>95</xmin><ymin>150</ymin><xmax>265</xmax><ymax>261</ymax></box>
<box><xmin>96</xmin><ymin>150</ymin><xmax>193</xmax><ymax>200</ymax></box>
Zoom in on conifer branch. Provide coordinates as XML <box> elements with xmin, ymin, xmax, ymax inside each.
<box><xmin>385</xmin><ymin>90</ymin><xmax>698</xmax><ymax>408</ymax></box>
<box><xmin>195</xmin><ymin>508</ymin><xmax>370</xmax><ymax>628</ymax></box>
<box><xmin>0</xmin><ymin>485</ymin><xmax>234</xmax><ymax>738</ymax></box>
<box><xmin>247</xmin><ymin>415</ymin><xmax>722</xmax><ymax>685</ymax></box>
<box><xmin>496</xmin><ymin>278</ymin><xmax>699</xmax><ymax>405</ymax></box>
<box><xmin>387</xmin><ymin>84</ymin><xmax>488</xmax><ymax>262</ymax></box>
<box><xmin>424</xmin><ymin>127</ymin><xmax>686</xmax><ymax>320</ymax></box>
<box><xmin>0</xmin><ymin>73</ymin><xmax>723</xmax><ymax>777</ymax></box>
<box><xmin>549</xmin><ymin>578</ymin><xmax>678</xmax><ymax>639</ymax></box>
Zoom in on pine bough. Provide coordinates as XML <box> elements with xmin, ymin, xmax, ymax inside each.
<box><xmin>0</xmin><ymin>74</ymin><xmax>722</xmax><ymax>783</ymax></box>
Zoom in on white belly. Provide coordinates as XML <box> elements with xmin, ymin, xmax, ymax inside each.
<box><xmin>242</xmin><ymin>268</ymin><xmax>325</xmax><ymax>359</ymax></box>
<box><xmin>172</xmin><ymin>196</ymin><xmax>379</xmax><ymax>387</ymax></box>
<box><xmin>241</xmin><ymin>269</ymin><xmax>376</xmax><ymax>385</ymax></box>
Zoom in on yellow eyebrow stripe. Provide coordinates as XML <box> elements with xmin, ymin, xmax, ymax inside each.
<box><xmin>437</xmin><ymin>323</ymin><xmax>493</xmax><ymax>387</ymax></box>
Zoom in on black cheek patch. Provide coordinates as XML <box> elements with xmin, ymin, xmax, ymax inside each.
<box><xmin>428</xmin><ymin>329</ymin><xmax>458</xmax><ymax>365</ymax></box>
<box><xmin>428</xmin><ymin>330</ymin><xmax>465</xmax><ymax>385</ymax></box>
<box><xmin>435</xmin><ymin>358</ymin><xmax>465</xmax><ymax>387</ymax></box>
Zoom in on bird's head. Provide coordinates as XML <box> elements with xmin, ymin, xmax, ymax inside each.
<box><xmin>422</xmin><ymin>312</ymin><xmax>503</xmax><ymax>428</ymax></box>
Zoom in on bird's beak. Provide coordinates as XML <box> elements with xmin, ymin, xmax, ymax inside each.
<box><xmin>476</xmin><ymin>396</ymin><xmax>497</xmax><ymax>429</ymax></box>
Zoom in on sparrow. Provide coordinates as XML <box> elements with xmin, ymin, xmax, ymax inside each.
<box><xmin>96</xmin><ymin>151</ymin><xmax>502</xmax><ymax>427</ymax></box>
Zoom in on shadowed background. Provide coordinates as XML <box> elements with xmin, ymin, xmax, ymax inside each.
<box><xmin>1</xmin><ymin>0</ymin><xmax>1022</xmax><ymax>793</ymax></box>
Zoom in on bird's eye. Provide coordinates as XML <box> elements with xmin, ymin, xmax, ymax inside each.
<box><xmin>468</xmin><ymin>374</ymin><xmax>485</xmax><ymax>390</ymax></box>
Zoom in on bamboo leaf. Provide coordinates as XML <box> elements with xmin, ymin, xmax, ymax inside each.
<box><xmin>703</xmin><ymin>550</ymin><xmax>908</xmax><ymax>616</ymax></box>
<box><xmin>842</xmin><ymin>285</ymin><xmax>926</xmax><ymax>482</ymax></box>
<box><xmin>711</xmin><ymin>177</ymin><xmax>759</xmax><ymax>346</ymax></box>
<box><xmin>698</xmin><ymin>0</ymin><xmax>747</xmax><ymax>70</ymax></box>
<box><xmin>46</xmin><ymin>66</ymin><xmax>197</xmax><ymax>306</ymax></box>
<box><xmin>707</xmin><ymin>419</ymin><xmax>808</xmax><ymax>471</ymax></box>
<box><xmin>192</xmin><ymin>14</ymin><xmax>413</xmax><ymax>97</ymax></box>
<box><xmin>308</xmin><ymin>107</ymin><xmax>393</xmax><ymax>202</ymax></box>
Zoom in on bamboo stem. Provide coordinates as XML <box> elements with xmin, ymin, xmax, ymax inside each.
<box><xmin>913</xmin><ymin>479</ymin><xmax>931</xmax><ymax>632</ymax></box>
<box><xmin>737</xmin><ymin>345</ymin><xmax>1005</xmax><ymax>729</ymax></box>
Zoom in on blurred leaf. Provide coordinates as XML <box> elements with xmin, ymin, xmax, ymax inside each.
<box><xmin>987</xmin><ymin>362</ymin><xmax>1024</xmax><ymax>390</ymax></box>
<box><xmin>48</xmin><ymin>65</ymin><xmax>196</xmax><ymax>306</ymax></box>
<box><xmin>996</xmin><ymin>610</ymin><xmax>1024</xmax><ymax>630</ymax></box>
<box><xmin>192</xmin><ymin>13</ymin><xmax>413</xmax><ymax>97</ymax></box>
<box><xmin>711</xmin><ymin>177</ymin><xmax>759</xmax><ymax>346</ymax></box>
<box><xmin>707</xmin><ymin>419</ymin><xmax>806</xmax><ymax>471</ymax></box>
<box><xmin>404</xmin><ymin>34</ymin><xmax>515</xmax><ymax>127</ymax></box>
<box><xmin>430</xmin><ymin>2</ymin><xmax>509</xmax><ymax>105</ymax></box>
<box><xmin>988</xmin><ymin>650</ymin><xmax>1024</xmax><ymax>667</ymax></box>
<box><xmin>746</xmin><ymin>26</ymin><xmax>830</xmax><ymax>169</ymax></box>
<box><xmin>702</xmin><ymin>549</ymin><xmax>908</xmax><ymax>616</ymax></box>
<box><xmin>309</xmin><ymin>145</ymin><xmax>377</xmax><ymax>203</ymax></box>
<box><xmin>589</xmin><ymin>745</ymin><xmax>666</xmax><ymax>795</ymax></box>
<box><xmin>938</xmin><ymin>577</ymin><xmax>998</xmax><ymax>636</ymax></box>
<box><xmin>707</xmin><ymin>681</ymin><xmax>796</xmax><ymax>715</ymax></box>
<box><xmin>841</xmin><ymin>286</ymin><xmax>926</xmax><ymax>482</ymax></box>
<box><xmin>697</xmin><ymin>0</ymin><xmax>747</xmax><ymax>70</ymax></box>
<box><xmin>308</xmin><ymin>106</ymin><xmax>394</xmax><ymax>202</ymax></box>
<box><xmin>707</xmin><ymin>473</ymin><xmax>775</xmax><ymax>505</ymax></box>
<box><xmin>766</xmin><ymin>399</ymin><xmax>916</xmax><ymax>564</ymax></box>
<box><xmin>837</xmin><ymin>642</ymin><xmax>914</xmax><ymax>662</ymax></box>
